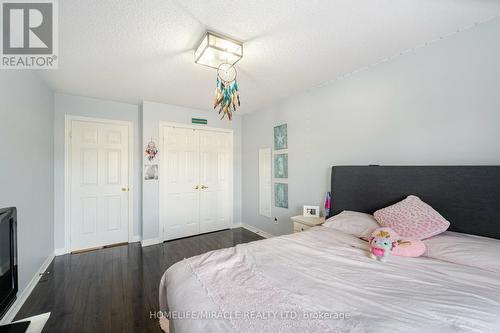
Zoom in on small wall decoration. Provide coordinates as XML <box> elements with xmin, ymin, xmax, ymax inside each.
<box><xmin>273</xmin><ymin>124</ymin><xmax>288</xmax><ymax>150</ymax></box>
<box><xmin>303</xmin><ymin>205</ymin><xmax>320</xmax><ymax>217</ymax></box>
<box><xmin>274</xmin><ymin>153</ymin><xmax>288</xmax><ymax>178</ymax></box>
<box><xmin>145</xmin><ymin>140</ymin><xmax>158</xmax><ymax>161</ymax></box>
<box><xmin>144</xmin><ymin>164</ymin><xmax>158</xmax><ymax>180</ymax></box>
<box><xmin>274</xmin><ymin>183</ymin><xmax>288</xmax><ymax>209</ymax></box>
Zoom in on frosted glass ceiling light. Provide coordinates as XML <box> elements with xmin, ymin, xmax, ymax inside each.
<box><xmin>194</xmin><ymin>31</ymin><xmax>243</xmax><ymax>69</ymax></box>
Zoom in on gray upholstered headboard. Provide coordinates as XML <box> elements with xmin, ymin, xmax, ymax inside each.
<box><xmin>330</xmin><ymin>166</ymin><xmax>500</xmax><ymax>239</ymax></box>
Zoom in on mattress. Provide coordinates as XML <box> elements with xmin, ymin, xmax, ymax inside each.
<box><xmin>159</xmin><ymin>227</ymin><xmax>500</xmax><ymax>333</ymax></box>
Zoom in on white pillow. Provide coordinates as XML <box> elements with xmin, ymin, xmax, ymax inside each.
<box><xmin>323</xmin><ymin>211</ymin><xmax>380</xmax><ymax>238</ymax></box>
<box><xmin>424</xmin><ymin>231</ymin><xmax>500</xmax><ymax>274</ymax></box>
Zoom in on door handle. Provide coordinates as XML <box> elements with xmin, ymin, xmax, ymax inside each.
<box><xmin>193</xmin><ymin>185</ymin><xmax>200</xmax><ymax>190</ymax></box>
<box><xmin>201</xmin><ymin>185</ymin><xmax>208</xmax><ymax>189</ymax></box>
<box><xmin>121</xmin><ymin>187</ymin><xmax>129</xmax><ymax>192</ymax></box>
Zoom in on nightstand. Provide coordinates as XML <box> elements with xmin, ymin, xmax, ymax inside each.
<box><xmin>291</xmin><ymin>215</ymin><xmax>325</xmax><ymax>233</ymax></box>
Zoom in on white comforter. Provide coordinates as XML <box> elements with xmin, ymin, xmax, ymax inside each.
<box><xmin>159</xmin><ymin>227</ymin><xmax>500</xmax><ymax>333</ymax></box>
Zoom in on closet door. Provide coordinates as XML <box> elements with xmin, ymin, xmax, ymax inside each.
<box><xmin>199</xmin><ymin>130</ymin><xmax>233</xmax><ymax>233</ymax></box>
<box><xmin>161</xmin><ymin>126</ymin><xmax>200</xmax><ymax>240</ymax></box>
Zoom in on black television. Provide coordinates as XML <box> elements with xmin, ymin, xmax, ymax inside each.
<box><xmin>0</xmin><ymin>207</ymin><xmax>18</xmax><ymax>320</ymax></box>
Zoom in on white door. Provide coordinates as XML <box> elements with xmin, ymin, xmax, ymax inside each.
<box><xmin>161</xmin><ymin>127</ymin><xmax>201</xmax><ymax>240</ymax></box>
<box><xmin>70</xmin><ymin>119</ymin><xmax>130</xmax><ymax>251</ymax></box>
<box><xmin>199</xmin><ymin>130</ymin><xmax>233</xmax><ymax>234</ymax></box>
<box><xmin>160</xmin><ymin>125</ymin><xmax>233</xmax><ymax>241</ymax></box>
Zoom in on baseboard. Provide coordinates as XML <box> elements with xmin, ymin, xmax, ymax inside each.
<box><xmin>54</xmin><ymin>248</ymin><xmax>69</xmax><ymax>256</ymax></box>
<box><xmin>141</xmin><ymin>238</ymin><xmax>161</xmax><ymax>247</ymax></box>
<box><xmin>241</xmin><ymin>224</ymin><xmax>274</xmax><ymax>239</ymax></box>
<box><xmin>0</xmin><ymin>252</ymin><xmax>55</xmax><ymax>325</ymax></box>
<box><xmin>231</xmin><ymin>223</ymin><xmax>242</xmax><ymax>229</ymax></box>
<box><xmin>130</xmin><ymin>235</ymin><xmax>142</xmax><ymax>243</ymax></box>
<box><xmin>56</xmin><ymin>236</ymin><xmax>142</xmax><ymax>255</ymax></box>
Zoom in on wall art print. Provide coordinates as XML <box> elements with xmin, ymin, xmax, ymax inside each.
<box><xmin>274</xmin><ymin>183</ymin><xmax>288</xmax><ymax>209</ymax></box>
<box><xmin>273</xmin><ymin>124</ymin><xmax>287</xmax><ymax>150</ymax></box>
<box><xmin>144</xmin><ymin>164</ymin><xmax>158</xmax><ymax>180</ymax></box>
<box><xmin>274</xmin><ymin>153</ymin><xmax>288</xmax><ymax>178</ymax></box>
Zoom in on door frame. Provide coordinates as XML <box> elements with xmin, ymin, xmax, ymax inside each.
<box><xmin>64</xmin><ymin>115</ymin><xmax>134</xmax><ymax>252</ymax></box>
<box><xmin>158</xmin><ymin>121</ymin><xmax>234</xmax><ymax>242</ymax></box>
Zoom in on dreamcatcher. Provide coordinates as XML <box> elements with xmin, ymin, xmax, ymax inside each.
<box><xmin>145</xmin><ymin>140</ymin><xmax>158</xmax><ymax>161</ymax></box>
<box><xmin>213</xmin><ymin>63</ymin><xmax>240</xmax><ymax>120</ymax></box>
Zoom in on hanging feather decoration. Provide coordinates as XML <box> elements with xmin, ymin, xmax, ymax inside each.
<box><xmin>213</xmin><ymin>64</ymin><xmax>240</xmax><ymax>120</ymax></box>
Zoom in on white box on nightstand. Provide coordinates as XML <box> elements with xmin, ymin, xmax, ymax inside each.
<box><xmin>291</xmin><ymin>215</ymin><xmax>325</xmax><ymax>233</ymax></box>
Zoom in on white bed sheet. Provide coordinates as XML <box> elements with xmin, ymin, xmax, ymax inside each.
<box><xmin>160</xmin><ymin>227</ymin><xmax>500</xmax><ymax>333</ymax></box>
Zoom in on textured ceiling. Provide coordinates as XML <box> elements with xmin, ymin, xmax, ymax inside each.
<box><xmin>38</xmin><ymin>0</ymin><xmax>500</xmax><ymax>113</ymax></box>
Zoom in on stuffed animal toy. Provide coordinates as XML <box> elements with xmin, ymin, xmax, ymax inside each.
<box><xmin>368</xmin><ymin>227</ymin><xmax>397</xmax><ymax>261</ymax></box>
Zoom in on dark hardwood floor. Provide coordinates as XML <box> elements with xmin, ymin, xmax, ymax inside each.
<box><xmin>14</xmin><ymin>228</ymin><xmax>263</xmax><ymax>333</ymax></box>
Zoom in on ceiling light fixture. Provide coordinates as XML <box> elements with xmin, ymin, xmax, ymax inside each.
<box><xmin>194</xmin><ymin>31</ymin><xmax>243</xmax><ymax>68</ymax></box>
<box><xmin>195</xmin><ymin>31</ymin><xmax>243</xmax><ymax>121</ymax></box>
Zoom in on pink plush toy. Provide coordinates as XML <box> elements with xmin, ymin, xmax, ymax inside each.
<box><xmin>368</xmin><ymin>227</ymin><xmax>397</xmax><ymax>262</ymax></box>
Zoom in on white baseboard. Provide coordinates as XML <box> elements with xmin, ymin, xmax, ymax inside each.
<box><xmin>241</xmin><ymin>224</ymin><xmax>274</xmax><ymax>239</ymax></box>
<box><xmin>54</xmin><ymin>248</ymin><xmax>69</xmax><ymax>256</ymax></box>
<box><xmin>141</xmin><ymin>237</ymin><xmax>161</xmax><ymax>247</ymax></box>
<box><xmin>0</xmin><ymin>252</ymin><xmax>55</xmax><ymax>325</ymax></box>
<box><xmin>56</xmin><ymin>236</ymin><xmax>142</xmax><ymax>255</ymax></box>
<box><xmin>130</xmin><ymin>235</ymin><xmax>142</xmax><ymax>243</ymax></box>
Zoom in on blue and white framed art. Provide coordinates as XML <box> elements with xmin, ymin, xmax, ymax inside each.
<box><xmin>273</xmin><ymin>124</ymin><xmax>287</xmax><ymax>150</ymax></box>
<box><xmin>274</xmin><ymin>183</ymin><xmax>288</xmax><ymax>209</ymax></box>
<box><xmin>274</xmin><ymin>153</ymin><xmax>288</xmax><ymax>178</ymax></box>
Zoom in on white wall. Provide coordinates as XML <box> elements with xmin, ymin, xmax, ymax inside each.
<box><xmin>53</xmin><ymin>94</ymin><xmax>141</xmax><ymax>250</ymax></box>
<box><xmin>0</xmin><ymin>72</ymin><xmax>54</xmax><ymax>293</ymax></box>
<box><xmin>141</xmin><ymin>101</ymin><xmax>243</xmax><ymax>241</ymax></box>
<box><xmin>242</xmin><ymin>18</ymin><xmax>500</xmax><ymax>236</ymax></box>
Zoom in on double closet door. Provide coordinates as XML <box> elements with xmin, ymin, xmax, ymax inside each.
<box><xmin>160</xmin><ymin>125</ymin><xmax>233</xmax><ymax>241</ymax></box>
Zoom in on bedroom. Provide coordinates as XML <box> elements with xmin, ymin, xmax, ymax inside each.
<box><xmin>0</xmin><ymin>0</ymin><xmax>499</xmax><ymax>332</ymax></box>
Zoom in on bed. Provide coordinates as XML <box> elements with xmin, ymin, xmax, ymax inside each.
<box><xmin>159</xmin><ymin>166</ymin><xmax>500</xmax><ymax>333</ymax></box>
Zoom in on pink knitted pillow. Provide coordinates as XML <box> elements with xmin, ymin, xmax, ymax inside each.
<box><xmin>374</xmin><ymin>195</ymin><xmax>450</xmax><ymax>240</ymax></box>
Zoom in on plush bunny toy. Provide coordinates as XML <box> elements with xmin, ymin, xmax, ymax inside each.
<box><xmin>368</xmin><ymin>227</ymin><xmax>397</xmax><ymax>262</ymax></box>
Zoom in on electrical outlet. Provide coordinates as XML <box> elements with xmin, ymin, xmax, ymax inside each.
<box><xmin>274</xmin><ymin>217</ymin><xmax>278</xmax><ymax>224</ymax></box>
